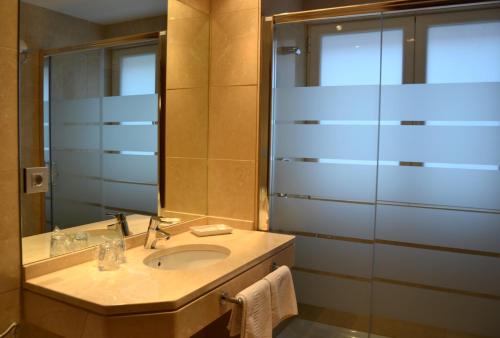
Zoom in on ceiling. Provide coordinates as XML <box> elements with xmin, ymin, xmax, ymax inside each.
<box><xmin>22</xmin><ymin>0</ymin><xmax>166</xmax><ymax>24</ymax></box>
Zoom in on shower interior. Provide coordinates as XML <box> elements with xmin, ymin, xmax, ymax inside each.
<box><xmin>268</xmin><ymin>2</ymin><xmax>500</xmax><ymax>338</ymax></box>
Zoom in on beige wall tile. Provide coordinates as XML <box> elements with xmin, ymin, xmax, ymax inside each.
<box><xmin>0</xmin><ymin>227</ymin><xmax>20</xmax><ymax>294</ymax></box>
<box><xmin>0</xmin><ymin>48</ymin><xmax>18</xmax><ymax>169</ymax></box>
<box><xmin>179</xmin><ymin>0</ymin><xmax>211</xmax><ymax>14</ymax></box>
<box><xmin>212</xmin><ymin>0</ymin><xmax>258</xmax><ymax>14</ymax></box>
<box><xmin>209</xmin><ymin>85</ymin><xmax>257</xmax><ymax>160</ymax></box>
<box><xmin>0</xmin><ymin>0</ymin><xmax>18</xmax><ymax>49</ymax></box>
<box><xmin>0</xmin><ymin>289</ymin><xmax>19</xmax><ymax>335</ymax></box>
<box><xmin>208</xmin><ymin>160</ymin><xmax>255</xmax><ymax>220</ymax></box>
<box><xmin>103</xmin><ymin>15</ymin><xmax>166</xmax><ymax>38</ymax></box>
<box><xmin>0</xmin><ymin>6</ymin><xmax>20</xmax><ymax>298</ymax></box>
<box><xmin>207</xmin><ymin>216</ymin><xmax>254</xmax><ymax>231</ymax></box>
<box><xmin>167</xmin><ymin>88</ymin><xmax>208</xmax><ymax>158</ymax></box>
<box><xmin>0</xmin><ymin>167</ymin><xmax>20</xmax><ymax>293</ymax></box>
<box><xmin>167</xmin><ymin>1</ymin><xmax>209</xmax><ymax>89</ymax></box>
<box><xmin>166</xmin><ymin>158</ymin><xmax>208</xmax><ymax>215</ymax></box>
<box><xmin>210</xmin><ymin>8</ymin><xmax>259</xmax><ymax>86</ymax></box>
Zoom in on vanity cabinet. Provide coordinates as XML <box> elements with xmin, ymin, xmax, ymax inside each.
<box><xmin>23</xmin><ymin>231</ymin><xmax>295</xmax><ymax>338</ymax></box>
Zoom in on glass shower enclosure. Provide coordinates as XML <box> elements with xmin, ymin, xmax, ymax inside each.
<box><xmin>268</xmin><ymin>2</ymin><xmax>500</xmax><ymax>338</ymax></box>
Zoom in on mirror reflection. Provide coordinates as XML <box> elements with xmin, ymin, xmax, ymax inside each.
<box><xmin>19</xmin><ymin>0</ymin><xmax>167</xmax><ymax>263</ymax></box>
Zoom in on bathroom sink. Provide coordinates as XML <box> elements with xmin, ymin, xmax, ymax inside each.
<box><xmin>144</xmin><ymin>244</ymin><xmax>230</xmax><ymax>270</ymax></box>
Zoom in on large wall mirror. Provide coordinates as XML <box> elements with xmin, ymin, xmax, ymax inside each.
<box><xmin>19</xmin><ymin>0</ymin><xmax>209</xmax><ymax>264</ymax></box>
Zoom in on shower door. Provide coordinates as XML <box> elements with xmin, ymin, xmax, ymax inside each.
<box><xmin>46</xmin><ymin>42</ymin><xmax>159</xmax><ymax>229</ymax></box>
<box><xmin>269</xmin><ymin>3</ymin><xmax>500</xmax><ymax>338</ymax></box>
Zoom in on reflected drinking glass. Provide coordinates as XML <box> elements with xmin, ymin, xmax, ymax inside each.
<box><xmin>50</xmin><ymin>228</ymin><xmax>68</xmax><ymax>257</ymax></box>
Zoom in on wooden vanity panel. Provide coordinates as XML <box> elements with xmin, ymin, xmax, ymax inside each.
<box><xmin>23</xmin><ymin>243</ymin><xmax>295</xmax><ymax>338</ymax></box>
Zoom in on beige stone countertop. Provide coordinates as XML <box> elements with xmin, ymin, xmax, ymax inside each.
<box><xmin>24</xmin><ymin>229</ymin><xmax>294</xmax><ymax>316</ymax></box>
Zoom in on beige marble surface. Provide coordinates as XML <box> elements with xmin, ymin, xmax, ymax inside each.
<box><xmin>25</xmin><ymin>230</ymin><xmax>294</xmax><ymax>316</ymax></box>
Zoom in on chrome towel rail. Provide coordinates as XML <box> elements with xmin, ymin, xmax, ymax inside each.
<box><xmin>0</xmin><ymin>322</ymin><xmax>18</xmax><ymax>338</ymax></box>
<box><xmin>220</xmin><ymin>262</ymin><xmax>280</xmax><ymax>306</ymax></box>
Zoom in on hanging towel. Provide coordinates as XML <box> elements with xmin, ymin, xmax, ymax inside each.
<box><xmin>228</xmin><ymin>279</ymin><xmax>273</xmax><ymax>338</ymax></box>
<box><xmin>264</xmin><ymin>265</ymin><xmax>298</xmax><ymax>327</ymax></box>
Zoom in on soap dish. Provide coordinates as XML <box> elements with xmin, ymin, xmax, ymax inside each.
<box><xmin>190</xmin><ymin>224</ymin><xmax>233</xmax><ymax>237</ymax></box>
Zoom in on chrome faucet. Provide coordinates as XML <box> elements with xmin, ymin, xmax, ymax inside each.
<box><xmin>144</xmin><ymin>216</ymin><xmax>171</xmax><ymax>249</ymax></box>
<box><xmin>107</xmin><ymin>212</ymin><xmax>131</xmax><ymax>236</ymax></box>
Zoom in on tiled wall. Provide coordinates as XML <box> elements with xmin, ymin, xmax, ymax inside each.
<box><xmin>208</xmin><ymin>0</ymin><xmax>260</xmax><ymax>229</ymax></box>
<box><xmin>165</xmin><ymin>0</ymin><xmax>210</xmax><ymax>216</ymax></box>
<box><xmin>0</xmin><ymin>0</ymin><xmax>21</xmax><ymax>335</ymax></box>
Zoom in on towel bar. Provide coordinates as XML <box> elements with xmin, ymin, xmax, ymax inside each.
<box><xmin>220</xmin><ymin>262</ymin><xmax>281</xmax><ymax>306</ymax></box>
<box><xmin>0</xmin><ymin>322</ymin><xmax>18</xmax><ymax>338</ymax></box>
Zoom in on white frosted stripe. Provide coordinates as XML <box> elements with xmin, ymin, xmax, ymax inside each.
<box><xmin>51</xmin><ymin>98</ymin><xmax>100</xmax><ymax>124</ymax></box>
<box><xmin>274</xmin><ymin>86</ymin><xmax>379</xmax><ymax>120</ymax></box>
<box><xmin>372</xmin><ymin>282</ymin><xmax>500</xmax><ymax>337</ymax></box>
<box><xmin>103</xmin><ymin>154</ymin><xmax>157</xmax><ymax>184</ymax></box>
<box><xmin>102</xmin><ymin>94</ymin><xmax>158</xmax><ymax>121</ymax></box>
<box><xmin>275</xmin><ymin>125</ymin><xmax>378</xmax><ymax>159</ymax></box>
<box><xmin>270</xmin><ymin>196</ymin><xmax>374</xmax><ymax>240</ymax></box>
<box><xmin>376</xmin><ymin>205</ymin><xmax>500</xmax><ymax>254</ymax></box>
<box><xmin>51</xmin><ymin>126</ymin><xmax>100</xmax><ymax>150</ymax></box>
<box><xmin>103</xmin><ymin>181</ymin><xmax>157</xmax><ymax>213</ymax></box>
<box><xmin>293</xmin><ymin>270</ymin><xmax>371</xmax><ymax>315</ymax></box>
<box><xmin>273</xmin><ymin>162</ymin><xmax>377</xmax><ymax>202</ymax></box>
<box><xmin>103</xmin><ymin>125</ymin><xmax>157</xmax><ymax>152</ymax></box>
<box><xmin>380</xmin><ymin>126</ymin><xmax>500</xmax><ymax>164</ymax></box>
<box><xmin>374</xmin><ymin>244</ymin><xmax>500</xmax><ymax>296</ymax></box>
<box><xmin>380</xmin><ymin>83</ymin><xmax>500</xmax><ymax>120</ymax></box>
<box><xmin>377</xmin><ymin>166</ymin><xmax>500</xmax><ymax>210</ymax></box>
<box><xmin>295</xmin><ymin>236</ymin><xmax>373</xmax><ymax>278</ymax></box>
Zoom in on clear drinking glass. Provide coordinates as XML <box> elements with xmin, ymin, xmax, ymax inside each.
<box><xmin>97</xmin><ymin>241</ymin><xmax>120</xmax><ymax>271</ymax></box>
<box><xmin>113</xmin><ymin>237</ymin><xmax>127</xmax><ymax>263</ymax></box>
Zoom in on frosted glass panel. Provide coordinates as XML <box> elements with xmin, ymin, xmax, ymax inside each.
<box><xmin>379</xmin><ymin>126</ymin><xmax>500</xmax><ymax>164</ymax></box>
<box><xmin>293</xmin><ymin>270</ymin><xmax>371</xmax><ymax>315</ymax></box>
<box><xmin>377</xmin><ymin>166</ymin><xmax>500</xmax><ymax>210</ymax></box>
<box><xmin>103</xmin><ymin>125</ymin><xmax>157</xmax><ymax>152</ymax></box>
<box><xmin>295</xmin><ymin>236</ymin><xmax>373</xmax><ymax>278</ymax></box>
<box><xmin>381</xmin><ymin>82</ymin><xmax>500</xmax><ymax>120</ymax></box>
<box><xmin>320</xmin><ymin>29</ymin><xmax>402</xmax><ymax>85</ymax></box>
<box><xmin>103</xmin><ymin>182</ymin><xmax>157</xmax><ymax>213</ymax></box>
<box><xmin>427</xmin><ymin>21</ymin><xmax>500</xmax><ymax>83</ymax></box>
<box><xmin>273</xmin><ymin>162</ymin><xmax>377</xmax><ymax>201</ymax></box>
<box><xmin>376</xmin><ymin>205</ymin><xmax>500</xmax><ymax>253</ymax></box>
<box><xmin>102</xmin><ymin>94</ymin><xmax>158</xmax><ymax>121</ymax></box>
<box><xmin>103</xmin><ymin>154</ymin><xmax>157</xmax><ymax>184</ymax></box>
<box><xmin>374</xmin><ymin>244</ymin><xmax>500</xmax><ymax>295</ymax></box>
<box><xmin>271</xmin><ymin>197</ymin><xmax>375</xmax><ymax>240</ymax></box>
<box><xmin>275</xmin><ymin>86</ymin><xmax>379</xmax><ymax>120</ymax></box>
<box><xmin>275</xmin><ymin>125</ymin><xmax>378</xmax><ymax>159</ymax></box>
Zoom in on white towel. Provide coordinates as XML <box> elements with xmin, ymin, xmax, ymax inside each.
<box><xmin>228</xmin><ymin>279</ymin><xmax>273</xmax><ymax>338</ymax></box>
<box><xmin>264</xmin><ymin>265</ymin><xmax>298</xmax><ymax>327</ymax></box>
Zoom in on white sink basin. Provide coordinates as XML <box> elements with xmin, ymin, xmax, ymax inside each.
<box><xmin>144</xmin><ymin>244</ymin><xmax>230</xmax><ymax>270</ymax></box>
